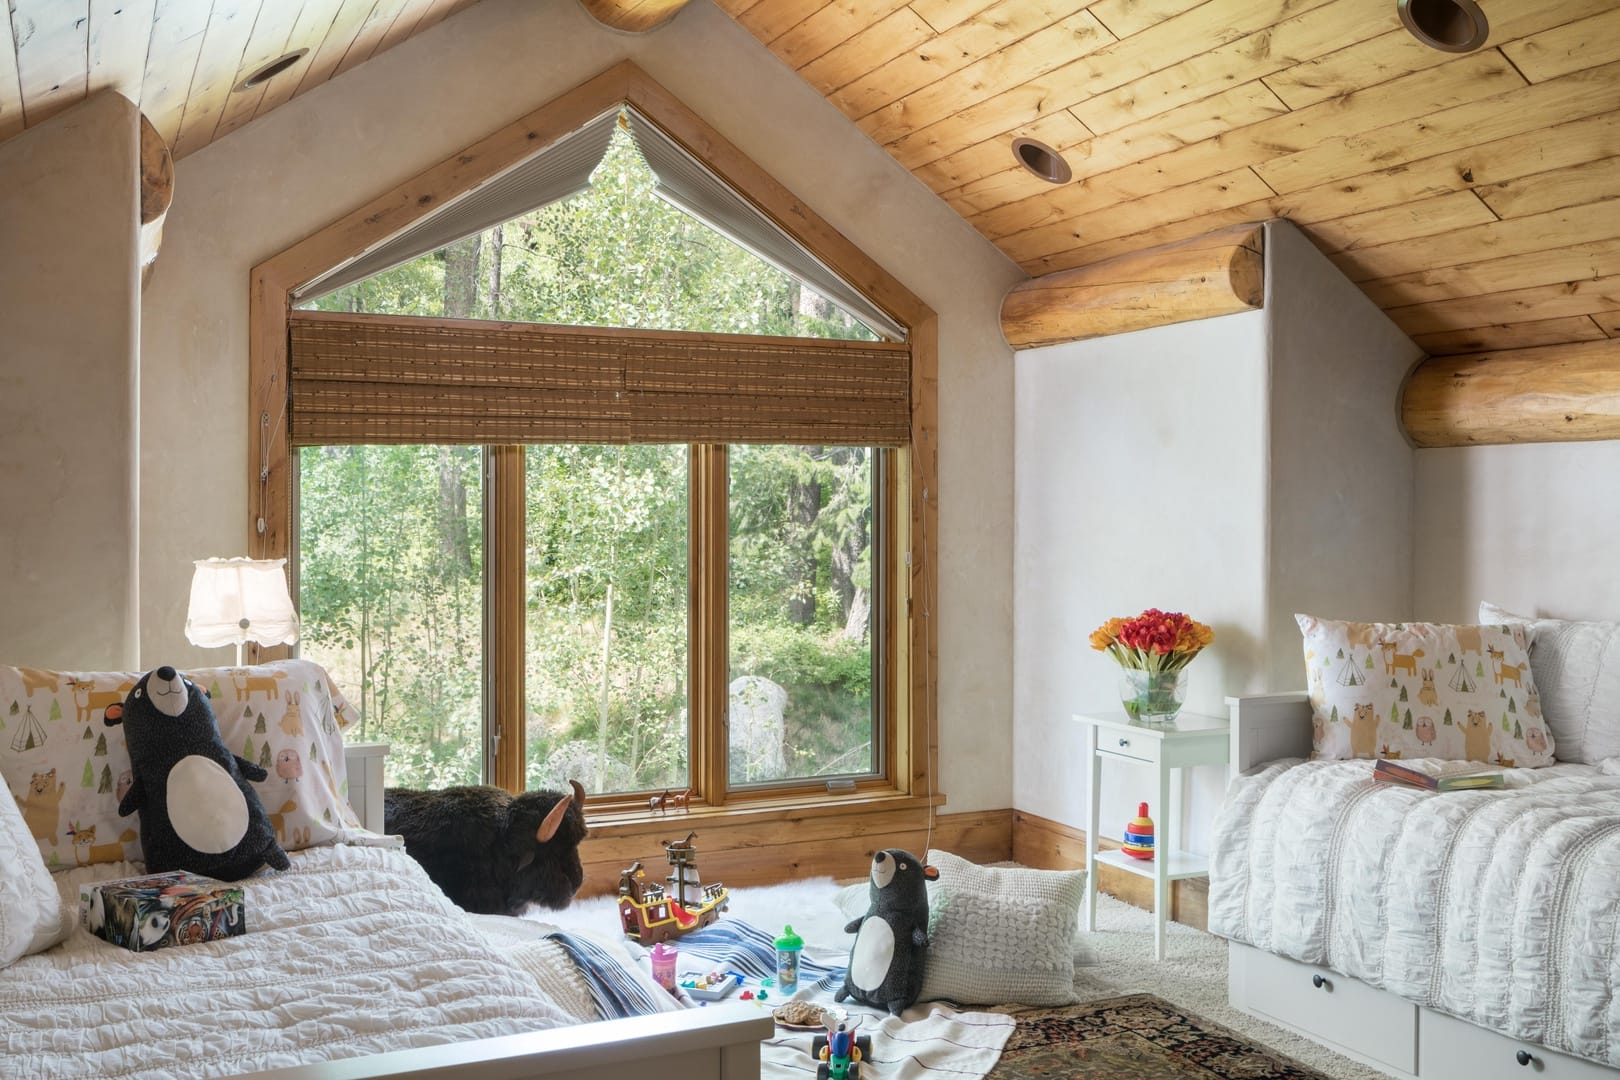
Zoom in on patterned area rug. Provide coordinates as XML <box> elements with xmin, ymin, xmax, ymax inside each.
<box><xmin>990</xmin><ymin>994</ymin><xmax>1330</xmax><ymax>1079</ymax></box>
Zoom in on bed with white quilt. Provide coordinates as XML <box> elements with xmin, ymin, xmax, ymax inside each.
<box><xmin>1212</xmin><ymin>608</ymin><xmax>1620</xmax><ymax>1080</ymax></box>
<box><xmin>0</xmin><ymin>660</ymin><xmax>769</xmax><ymax>1080</ymax></box>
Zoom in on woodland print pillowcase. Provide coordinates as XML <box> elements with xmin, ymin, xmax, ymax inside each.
<box><xmin>0</xmin><ymin>659</ymin><xmax>361</xmax><ymax>870</ymax></box>
<box><xmin>1297</xmin><ymin>615</ymin><xmax>1554</xmax><ymax>767</ymax></box>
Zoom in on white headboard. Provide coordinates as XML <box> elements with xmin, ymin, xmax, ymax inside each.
<box><xmin>1226</xmin><ymin>693</ymin><xmax>1313</xmax><ymax>775</ymax></box>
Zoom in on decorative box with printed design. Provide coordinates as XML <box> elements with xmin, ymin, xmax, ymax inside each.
<box><xmin>79</xmin><ymin>870</ymin><xmax>245</xmax><ymax>952</ymax></box>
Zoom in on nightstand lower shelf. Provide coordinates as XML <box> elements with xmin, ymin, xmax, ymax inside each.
<box><xmin>1096</xmin><ymin>847</ymin><xmax>1209</xmax><ymax>881</ymax></box>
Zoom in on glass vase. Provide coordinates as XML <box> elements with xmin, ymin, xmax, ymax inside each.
<box><xmin>1118</xmin><ymin>668</ymin><xmax>1188</xmax><ymax>725</ymax></box>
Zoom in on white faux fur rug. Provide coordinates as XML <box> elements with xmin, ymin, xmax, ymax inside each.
<box><xmin>531</xmin><ymin>874</ymin><xmax>1386</xmax><ymax>1079</ymax></box>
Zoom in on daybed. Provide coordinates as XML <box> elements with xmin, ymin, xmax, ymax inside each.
<box><xmin>1214</xmin><ymin>691</ymin><xmax>1620</xmax><ymax>1080</ymax></box>
<box><xmin>0</xmin><ymin>661</ymin><xmax>771</xmax><ymax>1079</ymax></box>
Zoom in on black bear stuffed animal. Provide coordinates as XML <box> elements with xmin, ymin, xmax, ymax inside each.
<box><xmin>836</xmin><ymin>848</ymin><xmax>938</xmax><ymax>1014</ymax></box>
<box><xmin>107</xmin><ymin>666</ymin><xmax>290</xmax><ymax>881</ymax></box>
<box><xmin>384</xmin><ymin>781</ymin><xmax>587</xmax><ymax>916</ymax></box>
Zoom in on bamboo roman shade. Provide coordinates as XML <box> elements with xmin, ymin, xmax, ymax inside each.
<box><xmin>288</xmin><ymin>310</ymin><xmax>912</xmax><ymax>447</ymax></box>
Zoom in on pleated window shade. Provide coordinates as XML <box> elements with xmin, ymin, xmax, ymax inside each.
<box><xmin>288</xmin><ymin>310</ymin><xmax>912</xmax><ymax>447</ymax></box>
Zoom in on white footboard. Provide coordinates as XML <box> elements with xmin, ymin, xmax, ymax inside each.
<box><xmin>1225</xmin><ymin>692</ymin><xmax>1312</xmax><ymax>775</ymax></box>
<box><xmin>241</xmin><ymin>1004</ymin><xmax>774</xmax><ymax>1080</ymax></box>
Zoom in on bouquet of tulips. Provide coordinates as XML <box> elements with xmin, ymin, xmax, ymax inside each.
<box><xmin>1090</xmin><ymin>608</ymin><xmax>1214</xmax><ymax>674</ymax></box>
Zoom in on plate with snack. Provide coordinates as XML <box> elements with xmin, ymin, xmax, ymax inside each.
<box><xmin>772</xmin><ymin>1001</ymin><xmax>845</xmax><ymax>1031</ymax></box>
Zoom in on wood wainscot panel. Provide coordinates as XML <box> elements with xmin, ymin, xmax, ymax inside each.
<box><xmin>577</xmin><ymin>805</ymin><xmax>1014</xmax><ymax>897</ymax></box>
<box><xmin>1012</xmin><ymin>809</ymin><xmax>1208</xmax><ymax>932</ymax></box>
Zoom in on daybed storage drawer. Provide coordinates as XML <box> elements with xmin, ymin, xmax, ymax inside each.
<box><xmin>1419</xmin><ymin>1007</ymin><xmax>1617</xmax><ymax>1080</ymax></box>
<box><xmin>1230</xmin><ymin>943</ymin><xmax>1418</xmax><ymax>1075</ymax></box>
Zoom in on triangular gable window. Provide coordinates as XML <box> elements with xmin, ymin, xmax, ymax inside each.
<box><xmin>294</xmin><ymin>106</ymin><xmax>901</xmax><ymax>342</ymax></box>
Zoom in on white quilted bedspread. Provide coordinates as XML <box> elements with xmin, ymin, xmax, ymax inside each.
<box><xmin>0</xmin><ymin>843</ymin><xmax>573</xmax><ymax>1079</ymax></box>
<box><xmin>1211</xmin><ymin>759</ymin><xmax>1620</xmax><ymax>1067</ymax></box>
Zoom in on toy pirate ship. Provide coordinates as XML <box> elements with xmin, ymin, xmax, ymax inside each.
<box><xmin>617</xmin><ymin>831</ymin><xmax>729</xmax><ymax>944</ymax></box>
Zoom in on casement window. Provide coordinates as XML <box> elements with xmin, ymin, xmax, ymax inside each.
<box><xmin>286</xmin><ymin>116</ymin><xmax>907</xmax><ymax>810</ymax></box>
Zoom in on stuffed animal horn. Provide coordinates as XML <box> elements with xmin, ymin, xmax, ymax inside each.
<box><xmin>537</xmin><ymin>779</ymin><xmax>586</xmax><ymax>843</ymax></box>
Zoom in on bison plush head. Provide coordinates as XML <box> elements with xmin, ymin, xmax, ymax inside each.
<box><xmin>383</xmin><ymin>780</ymin><xmax>588</xmax><ymax>916</ymax></box>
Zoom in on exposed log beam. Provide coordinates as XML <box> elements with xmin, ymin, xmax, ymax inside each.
<box><xmin>139</xmin><ymin>112</ymin><xmax>173</xmax><ymax>289</ymax></box>
<box><xmin>576</xmin><ymin>0</ymin><xmax>690</xmax><ymax>33</ymax></box>
<box><xmin>1403</xmin><ymin>339</ymin><xmax>1620</xmax><ymax>447</ymax></box>
<box><xmin>999</xmin><ymin>222</ymin><xmax>1265</xmax><ymax>350</ymax></box>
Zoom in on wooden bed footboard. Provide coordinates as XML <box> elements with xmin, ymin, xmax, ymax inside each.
<box><xmin>240</xmin><ymin>1004</ymin><xmax>775</xmax><ymax>1080</ymax></box>
<box><xmin>1224</xmin><ymin>693</ymin><xmax>1312</xmax><ymax>776</ymax></box>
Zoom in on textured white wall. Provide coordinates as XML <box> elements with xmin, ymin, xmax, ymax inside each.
<box><xmin>1414</xmin><ymin>443</ymin><xmax>1620</xmax><ymax>623</ymax></box>
<box><xmin>138</xmin><ymin>0</ymin><xmax>1021</xmax><ymax>810</ymax></box>
<box><xmin>1013</xmin><ymin>222</ymin><xmax>1418</xmax><ymax>851</ymax></box>
<box><xmin>0</xmin><ymin>92</ymin><xmax>140</xmax><ymax>670</ymax></box>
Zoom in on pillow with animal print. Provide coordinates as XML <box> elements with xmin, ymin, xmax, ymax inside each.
<box><xmin>1297</xmin><ymin>615</ymin><xmax>1553</xmax><ymax>767</ymax></box>
<box><xmin>0</xmin><ymin>660</ymin><xmax>362</xmax><ymax>870</ymax></box>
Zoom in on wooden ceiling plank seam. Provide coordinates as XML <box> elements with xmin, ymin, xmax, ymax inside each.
<box><xmin>1387</xmin><ymin>275</ymin><xmax>1620</xmax><ymax>338</ymax></box>
<box><xmin>171</xmin><ymin>0</ymin><xmax>265</xmax><ymax>157</ymax></box>
<box><xmin>936</xmin><ymin>78</ymin><xmax>1289</xmax><ymax>214</ymax></box>
<box><xmin>997</xmin><ymin>166</ymin><xmax>1276</xmax><ymax>265</ymax></box>
<box><xmin>289</xmin><ymin>0</ymin><xmax>378</xmax><ymax>101</ymax></box>
<box><xmin>0</xmin><ymin>5</ymin><xmax>26</xmax><ymax>140</ymax></box>
<box><xmin>1259</xmin><ymin>27</ymin><xmax>1452</xmax><ymax>110</ymax></box>
<box><xmin>1328</xmin><ymin>200</ymin><xmax>1620</xmax><ymax>285</ymax></box>
<box><xmin>714</xmin><ymin>0</ymin><xmax>769</xmax><ymax>20</ymax></box>
<box><xmin>10</xmin><ymin>0</ymin><xmax>90</xmax><ymax>128</ymax></box>
<box><xmin>1362</xmin><ymin>239</ymin><xmax>1620</xmax><ymax>310</ymax></box>
<box><xmin>1412</xmin><ymin>316</ymin><xmax>1610</xmax><ymax>357</ymax></box>
<box><xmin>88</xmin><ymin>0</ymin><xmax>158</xmax><ymax>107</ymax></box>
<box><xmin>916</xmin><ymin>106</ymin><xmax>1089</xmax><ymax>192</ymax></box>
<box><xmin>374</xmin><ymin>0</ymin><xmax>435</xmax><ymax>54</ymax></box>
<box><xmin>797</xmin><ymin>6</ymin><xmax>934</xmax><ymax>96</ymax></box>
<box><xmin>138</xmin><ymin>0</ymin><xmax>214</xmax><ymax>149</ymax></box>
<box><xmin>831</xmin><ymin>0</ymin><xmax>1086</xmax><ymax>120</ymax></box>
<box><xmin>869</xmin><ymin>9</ymin><xmax>1118</xmax><ymax>163</ymax></box>
<box><xmin>1082</xmin><ymin>0</ymin><xmax>1207</xmax><ymax>41</ymax></box>
<box><xmin>212</xmin><ymin>0</ymin><xmax>309</xmax><ymax>145</ymax></box>
<box><xmin>737</xmin><ymin>0</ymin><xmax>833</xmax><ymax>47</ymax></box>
<box><xmin>1255</xmin><ymin>56</ymin><xmax>1620</xmax><ymax>195</ymax></box>
<box><xmin>907</xmin><ymin>0</ymin><xmax>1007</xmax><ymax>34</ymax></box>
<box><xmin>1073</xmin><ymin>0</ymin><xmax>1379</xmax><ymax>135</ymax></box>
<box><xmin>1500</xmin><ymin>6</ymin><xmax>1620</xmax><ymax>84</ymax></box>
<box><xmin>1307</xmin><ymin>190</ymin><xmax>1499</xmax><ymax>256</ymax></box>
<box><xmin>772</xmin><ymin>0</ymin><xmax>915</xmax><ymax>72</ymax></box>
<box><xmin>332</xmin><ymin>0</ymin><xmax>413</xmax><ymax>80</ymax></box>
<box><xmin>1027</xmin><ymin>108</ymin><xmax>1620</xmax><ymax>274</ymax></box>
<box><xmin>406</xmin><ymin>0</ymin><xmax>467</xmax><ymax>36</ymax></box>
<box><xmin>252</xmin><ymin>0</ymin><xmax>345</xmax><ymax>118</ymax></box>
<box><xmin>1476</xmin><ymin>155</ymin><xmax>1620</xmax><ymax>220</ymax></box>
<box><xmin>974</xmin><ymin>49</ymin><xmax>1522</xmax><ymax>249</ymax></box>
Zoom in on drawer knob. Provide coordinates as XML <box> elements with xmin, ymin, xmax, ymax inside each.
<box><xmin>1516</xmin><ymin>1050</ymin><xmax>1533</xmax><ymax>1067</ymax></box>
<box><xmin>1118</xmin><ymin>738</ymin><xmax>1130</xmax><ymax>748</ymax></box>
<box><xmin>1311</xmin><ymin>974</ymin><xmax>1328</xmax><ymax>990</ymax></box>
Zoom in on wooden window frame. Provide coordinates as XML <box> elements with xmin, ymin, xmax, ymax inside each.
<box><xmin>249</xmin><ymin>61</ymin><xmax>940</xmax><ymax>829</ymax></box>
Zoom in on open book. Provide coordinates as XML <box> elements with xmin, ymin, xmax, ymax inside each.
<box><xmin>1373</xmin><ymin>758</ymin><xmax>1505</xmax><ymax>791</ymax></box>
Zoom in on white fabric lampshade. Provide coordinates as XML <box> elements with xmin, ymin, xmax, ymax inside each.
<box><xmin>185</xmin><ymin>557</ymin><xmax>300</xmax><ymax>650</ymax></box>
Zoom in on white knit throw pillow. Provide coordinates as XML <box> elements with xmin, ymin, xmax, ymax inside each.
<box><xmin>1</xmin><ymin>783</ymin><xmax>67</xmax><ymax>967</ymax></box>
<box><xmin>916</xmin><ymin>850</ymin><xmax>1084</xmax><ymax>1006</ymax></box>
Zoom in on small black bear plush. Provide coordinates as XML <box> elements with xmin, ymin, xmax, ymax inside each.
<box><xmin>107</xmin><ymin>666</ymin><xmax>290</xmax><ymax>881</ymax></box>
<box><xmin>836</xmin><ymin>848</ymin><xmax>938</xmax><ymax>1014</ymax></box>
<box><xmin>384</xmin><ymin>781</ymin><xmax>587</xmax><ymax>915</ymax></box>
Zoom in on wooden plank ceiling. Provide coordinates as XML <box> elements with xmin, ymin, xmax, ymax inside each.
<box><xmin>721</xmin><ymin>0</ymin><xmax>1620</xmax><ymax>356</ymax></box>
<box><xmin>0</xmin><ymin>0</ymin><xmax>481</xmax><ymax>161</ymax></box>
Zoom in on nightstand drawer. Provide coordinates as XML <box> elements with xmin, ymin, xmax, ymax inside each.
<box><xmin>1420</xmin><ymin>1007</ymin><xmax>1616</xmax><ymax>1080</ymax></box>
<box><xmin>1098</xmin><ymin>734</ymin><xmax>1157</xmax><ymax>765</ymax></box>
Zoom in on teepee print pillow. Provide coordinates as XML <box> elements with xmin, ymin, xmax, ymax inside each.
<box><xmin>1296</xmin><ymin>615</ymin><xmax>1554</xmax><ymax>767</ymax></box>
<box><xmin>0</xmin><ymin>659</ymin><xmax>361</xmax><ymax>870</ymax></box>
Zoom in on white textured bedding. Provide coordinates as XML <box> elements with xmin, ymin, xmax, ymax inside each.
<box><xmin>0</xmin><ymin>842</ymin><xmax>578</xmax><ymax>1079</ymax></box>
<box><xmin>1211</xmin><ymin>758</ymin><xmax>1620</xmax><ymax>1067</ymax></box>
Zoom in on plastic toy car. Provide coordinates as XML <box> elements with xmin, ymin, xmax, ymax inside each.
<box><xmin>811</xmin><ymin>1017</ymin><xmax>871</xmax><ymax>1080</ymax></box>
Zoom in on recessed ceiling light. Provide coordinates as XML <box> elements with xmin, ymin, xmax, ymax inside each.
<box><xmin>1397</xmin><ymin>0</ymin><xmax>1489</xmax><ymax>53</ymax></box>
<box><xmin>1011</xmin><ymin>137</ymin><xmax>1072</xmax><ymax>185</ymax></box>
<box><xmin>235</xmin><ymin>49</ymin><xmax>310</xmax><ymax>93</ymax></box>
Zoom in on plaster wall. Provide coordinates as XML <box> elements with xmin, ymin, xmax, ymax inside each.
<box><xmin>0</xmin><ymin>91</ymin><xmax>140</xmax><ymax>670</ymax></box>
<box><xmin>138</xmin><ymin>0</ymin><xmax>1021</xmax><ymax>810</ymax></box>
<box><xmin>1414</xmin><ymin>443</ymin><xmax>1620</xmax><ymax>623</ymax></box>
<box><xmin>1013</xmin><ymin>222</ymin><xmax>1417</xmax><ymax>851</ymax></box>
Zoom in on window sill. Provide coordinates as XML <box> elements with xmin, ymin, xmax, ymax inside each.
<box><xmin>583</xmin><ymin>788</ymin><xmax>946</xmax><ymax>838</ymax></box>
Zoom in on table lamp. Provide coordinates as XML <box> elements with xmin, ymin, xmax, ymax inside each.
<box><xmin>184</xmin><ymin>557</ymin><xmax>300</xmax><ymax>666</ymax></box>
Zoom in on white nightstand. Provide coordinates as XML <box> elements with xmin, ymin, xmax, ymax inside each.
<box><xmin>1074</xmin><ymin>710</ymin><xmax>1230</xmax><ymax>961</ymax></box>
<box><xmin>343</xmin><ymin>742</ymin><xmax>390</xmax><ymax>833</ymax></box>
